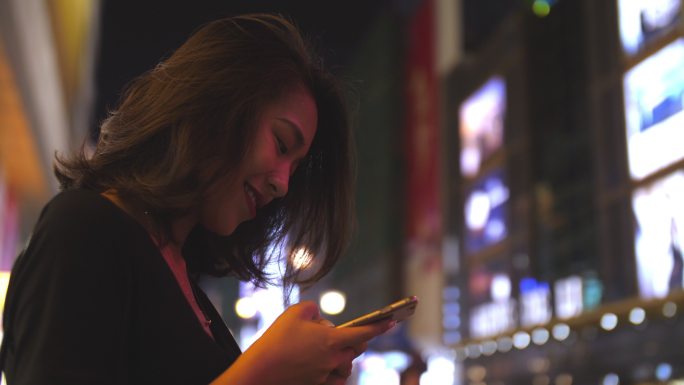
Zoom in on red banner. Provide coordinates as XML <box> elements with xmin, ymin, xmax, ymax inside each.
<box><xmin>405</xmin><ymin>0</ymin><xmax>441</xmax><ymax>271</ymax></box>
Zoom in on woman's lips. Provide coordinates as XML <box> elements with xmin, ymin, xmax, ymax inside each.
<box><xmin>245</xmin><ymin>183</ymin><xmax>267</xmax><ymax>218</ymax></box>
<box><xmin>244</xmin><ymin>184</ymin><xmax>258</xmax><ymax>218</ymax></box>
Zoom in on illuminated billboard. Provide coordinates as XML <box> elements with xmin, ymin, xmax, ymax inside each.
<box><xmin>464</xmin><ymin>168</ymin><xmax>509</xmax><ymax>254</ymax></box>
<box><xmin>623</xmin><ymin>38</ymin><xmax>684</xmax><ymax>180</ymax></box>
<box><xmin>632</xmin><ymin>170</ymin><xmax>684</xmax><ymax>299</ymax></box>
<box><xmin>618</xmin><ymin>0</ymin><xmax>681</xmax><ymax>55</ymax></box>
<box><xmin>459</xmin><ymin>77</ymin><xmax>506</xmax><ymax>178</ymax></box>
<box><xmin>468</xmin><ymin>260</ymin><xmax>516</xmax><ymax>339</ymax></box>
<box><xmin>519</xmin><ymin>277</ymin><xmax>552</xmax><ymax>327</ymax></box>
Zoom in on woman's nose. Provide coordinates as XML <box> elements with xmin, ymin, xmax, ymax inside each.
<box><xmin>267</xmin><ymin>169</ymin><xmax>289</xmax><ymax>198</ymax></box>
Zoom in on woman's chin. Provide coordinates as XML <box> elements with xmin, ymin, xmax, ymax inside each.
<box><xmin>204</xmin><ymin>221</ymin><xmax>239</xmax><ymax>237</ymax></box>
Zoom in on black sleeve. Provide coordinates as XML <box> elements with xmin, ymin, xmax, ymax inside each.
<box><xmin>3</xmin><ymin>192</ymin><xmax>134</xmax><ymax>385</ymax></box>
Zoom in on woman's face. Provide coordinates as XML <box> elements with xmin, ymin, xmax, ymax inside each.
<box><xmin>200</xmin><ymin>85</ymin><xmax>318</xmax><ymax>236</ymax></box>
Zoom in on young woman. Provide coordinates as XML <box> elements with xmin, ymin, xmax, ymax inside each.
<box><xmin>0</xmin><ymin>14</ymin><xmax>394</xmax><ymax>385</ymax></box>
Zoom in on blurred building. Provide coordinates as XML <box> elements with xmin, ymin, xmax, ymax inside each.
<box><xmin>439</xmin><ymin>0</ymin><xmax>684</xmax><ymax>384</ymax></box>
<box><xmin>0</xmin><ymin>0</ymin><xmax>100</xmax><ymax>326</ymax></box>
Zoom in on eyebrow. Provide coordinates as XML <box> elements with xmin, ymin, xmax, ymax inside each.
<box><xmin>277</xmin><ymin>118</ymin><xmax>306</xmax><ymax>149</ymax></box>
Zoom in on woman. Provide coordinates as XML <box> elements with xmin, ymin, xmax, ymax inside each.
<box><xmin>1</xmin><ymin>14</ymin><xmax>394</xmax><ymax>385</ymax></box>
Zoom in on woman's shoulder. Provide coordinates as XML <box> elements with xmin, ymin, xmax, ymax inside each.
<box><xmin>38</xmin><ymin>188</ymin><xmax>142</xmax><ymax>237</ymax></box>
<box><xmin>15</xmin><ymin>188</ymin><xmax>155</xmax><ymax>273</ymax></box>
<box><xmin>48</xmin><ymin>188</ymin><xmax>118</xmax><ymax>211</ymax></box>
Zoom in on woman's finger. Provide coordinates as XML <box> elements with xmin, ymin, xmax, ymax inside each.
<box><xmin>352</xmin><ymin>341</ymin><xmax>368</xmax><ymax>357</ymax></box>
<box><xmin>331</xmin><ymin>319</ymin><xmax>396</xmax><ymax>348</ymax></box>
<box><xmin>326</xmin><ymin>350</ymin><xmax>355</xmax><ymax>385</ymax></box>
<box><xmin>290</xmin><ymin>301</ymin><xmax>321</xmax><ymax>321</ymax></box>
<box><xmin>332</xmin><ymin>347</ymin><xmax>355</xmax><ymax>376</ymax></box>
<box><xmin>318</xmin><ymin>318</ymin><xmax>335</xmax><ymax>328</ymax></box>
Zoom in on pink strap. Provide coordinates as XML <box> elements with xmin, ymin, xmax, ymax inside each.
<box><xmin>157</xmin><ymin>242</ymin><xmax>214</xmax><ymax>339</ymax></box>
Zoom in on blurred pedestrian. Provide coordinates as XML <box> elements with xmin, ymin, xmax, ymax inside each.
<box><xmin>400</xmin><ymin>352</ymin><xmax>427</xmax><ymax>385</ymax></box>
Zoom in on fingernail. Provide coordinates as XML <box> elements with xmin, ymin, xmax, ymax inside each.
<box><xmin>318</xmin><ymin>319</ymin><xmax>335</xmax><ymax>328</ymax></box>
<box><xmin>388</xmin><ymin>321</ymin><xmax>397</xmax><ymax>329</ymax></box>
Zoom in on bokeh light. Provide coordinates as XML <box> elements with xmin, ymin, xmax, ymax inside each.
<box><xmin>235</xmin><ymin>297</ymin><xmax>258</xmax><ymax>319</ymax></box>
<box><xmin>320</xmin><ymin>290</ymin><xmax>346</xmax><ymax>315</ymax></box>
<box><xmin>628</xmin><ymin>307</ymin><xmax>646</xmax><ymax>325</ymax></box>
<box><xmin>600</xmin><ymin>313</ymin><xmax>618</xmax><ymax>331</ymax></box>
<box><xmin>532</xmin><ymin>0</ymin><xmax>551</xmax><ymax>17</ymax></box>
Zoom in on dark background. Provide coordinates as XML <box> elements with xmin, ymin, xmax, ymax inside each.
<box><xmin>95</xmin><ymin>0</ymin><xmax>396</xmax><ymax>130</ymax></box>
<box><xmin>94</xmin><ymin>0</ymin><xmax>516</xmax><ymax>132</ymax></box>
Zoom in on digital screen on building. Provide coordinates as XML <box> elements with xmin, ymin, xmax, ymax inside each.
<box><xmin>459</xmin><ymin>76</ymin><xmax>506</xmax><ymax>178</ymax></box>
<box><xmin>632</xmin><ymin>170</ymin><xmax>684</xmax><ymax>299</ymax></box>
<box><xmin>623</xmin><ymin>38</ymin><xmax>684</xmax><ymax>180</ymax></box>
<box><xmin>519</xmin><ymin>277</ymin><xmax>552</xmax><ymax>327</ymax></box>
<box><xmin>554</xmin><ymin>275</ymin><xmax>584</xmax><ymax>320</ymax></box>
<box><xmin>468</xmin><ymin>260</ymin><xmax>516</xmax><ymax>339</ymax></box>
<box><xmin>618</xmin><ymin>0</ymin><xmax>681</xmax><ymax>56</ymax></box>
<box><xmin>464</xmin><ymin>168</ymin><xmax>509</xmax><ymax>254</ymax></box>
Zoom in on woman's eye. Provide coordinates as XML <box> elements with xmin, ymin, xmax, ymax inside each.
<box><xmin>276</xmin><ymin>137</ymin><xmax>288</xmax><ymax>155</ymax></box>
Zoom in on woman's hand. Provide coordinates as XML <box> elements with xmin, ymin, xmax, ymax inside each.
<box><xmin>214</xmin><ymin>301</ymin><xmax>393</xmax><ymax>385</ymax></box>
<box><xmin>317</xmin><ymin>319</ymin><xmax>369</xmax><ymax>385</ymax></box>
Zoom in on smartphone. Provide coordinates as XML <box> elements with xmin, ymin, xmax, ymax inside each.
<box><xmin>337</xmin><ymin>296</ymin><xmax>418</xmax><ymax>328</ymax></box>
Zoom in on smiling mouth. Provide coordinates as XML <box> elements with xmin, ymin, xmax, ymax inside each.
<box><xmin>244</xmin><ymin>183</ymin><xmax>260</xmax><ymax>218</ymax></box>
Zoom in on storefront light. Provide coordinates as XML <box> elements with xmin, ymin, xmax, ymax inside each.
<box><xmin>455</xmin><ymin>346</ymin><xmax>468</xmax><ymax>361</ymax></box>
<box><xmin>466</xmin><ymin>365</ymin><xmax>487</xmax><ymax>382</ymax></box>
<box><xmin>602</xmin><ymin>373</ymin><xmax>619</xmax><ymax>385</ymax></box>
<box><xmin>656</xmin><ymin>362</ymin><xmax>672</xmax><ymax>381</ymax></box>
<box><xmin>513</xmin><ymin>331</ymin><xmax>531</xmax><ymax>349</ymax></box>
<box><xmin>466</xmin><ymin>343</ymin><xmax>482</xmax><ymax>358</ymax></box>
<box><xmin>555</xmin><ymin>373</ymin><xmax>573</xmax><ymax>385</ymax></box>
<box><xmin>528</xmin><ymin>357</ymin><xmax>550</xmax><ymax>374</ymax></box>
<box><xmin>423</xmin><ymin>355</ymin><xmax>457</xmax><ymax>385</ymax></box>
<box><xmin>662</xmin><ymin>301</ymin><xmax>677</xmax><ymax>318</ymax></box>
<box><xmin>600</xmin><ymin>313</ymin><xmax>618</xmax><ymax>331</ymax></box>
<box><xmin>532</xmin><ymin>374</ymin><xmax>550</xmax><ymax>385</ymax></box>
<box><xmin>357</xmin><ymin>353</ymin><xmax>400</xmax><ymax>385</ymax></box>
<box><xmin>482</xmin><ymin>340</ymin><xmax>497</xmax><ymax>356</ymax></box>
<box><xmin>443</xmin><ymin>331</ymin><xmax>462</xmax><ymax>345</ymax></box>
<box><xmin>628</xmin><ymin>307</ymin><xmax>646</xmax><ymax>325</ymax></box>
<box><xmin>552</xmin><ymin>323</ymin><xmax>570</xmax><ymax>341</ymax></box>
<box><xmin>497</xmin><ymin>336</ymin><xmax>513</xmax><ymax>352</ymax></box>
<box><xmin>532</xmin><ymin>327</ymin><xmax>550</xmax><ymax>345</ymax></box>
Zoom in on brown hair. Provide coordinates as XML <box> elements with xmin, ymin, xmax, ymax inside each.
<box><xmin>55</xmin><ymin>14</ymin><xmax>355</xmax><ymax>288</ymax></box>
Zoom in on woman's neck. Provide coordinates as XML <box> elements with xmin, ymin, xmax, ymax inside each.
<box><xmin>100</xmin><ymin>190</ymin><xmax>198</xmax><ymax>248</ymax></box>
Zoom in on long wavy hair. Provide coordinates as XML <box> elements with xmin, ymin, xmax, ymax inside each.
<box><xmin>55</xmin><ymin>14</ymin><xmax>355</xmax><ymax>288</ymax></box>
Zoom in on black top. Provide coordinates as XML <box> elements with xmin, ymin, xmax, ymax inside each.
<box><xmin>1</xmin><ymin>189</ymin><xmax>241</xmax><ymax>384</ymax></box>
